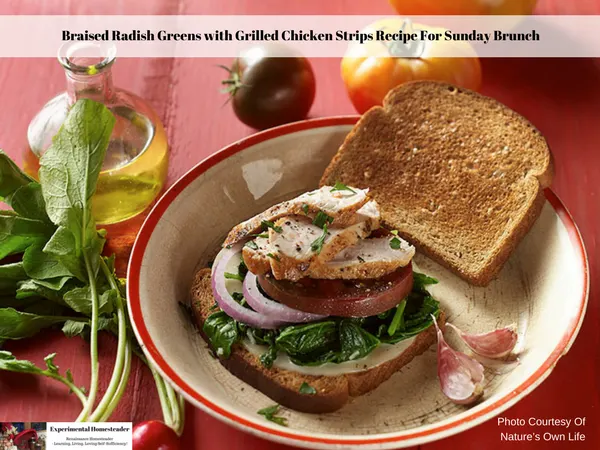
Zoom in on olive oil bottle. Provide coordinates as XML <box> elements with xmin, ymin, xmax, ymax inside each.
<box><xmin>24</xmin><ymin>42</ymin><xmax>168</xmax><ymax>225</ymax></box>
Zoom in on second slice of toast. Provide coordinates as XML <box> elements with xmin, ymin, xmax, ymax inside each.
<box><xmin>321</xmin><ymin>81</ymin><xmax>553</xmax><ymax>285</ymax></box>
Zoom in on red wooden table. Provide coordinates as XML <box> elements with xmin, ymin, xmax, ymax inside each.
<box><xmin>0</xmin><ymin>1</ymin><xmax>598</xmax><ymax>449</ymax></box>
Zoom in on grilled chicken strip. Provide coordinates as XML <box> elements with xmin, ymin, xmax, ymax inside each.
<box><xmin>223</xmin><ymin>185</ymin><xmax>369</xmax><ymax>247</ymax></box>
<box><xmin>307</xmin><ymin>236</ymin><xmax>415</xmax><ymax>280</ymax></box>
<box><xmin>267</xmin><ymin>212</ymin><xmax>379</xmax><ymax>281</ymax></box>
<box><xmin>241</xmin><ymin>235</ymin><xmax>272</xmax><ymax>275</ymax></box>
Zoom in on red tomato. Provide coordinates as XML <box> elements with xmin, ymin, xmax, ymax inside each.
<box><xmin>258</xmin><ymin>264</ymin><xmax>413</xmax><ymax>317</ymax></box>
<box><xmin>132</xmin><ymin>421</ymin><xmax>180</xmax><ymax>450</ymax></box>
<box><xmin>341</xmin><ymin>19</ymin><xmax>482</xmax><ymax>114</ymax></box>
<box><xmin>389</xmin><ymin>0</ymin><xmax>537</xmax><ymax>15</ymax></box>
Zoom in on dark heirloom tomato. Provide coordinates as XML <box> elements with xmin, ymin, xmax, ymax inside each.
<box><xmin>258</xmin><ymin>263</ymin><xmax>413</xmax><ymax>317</ymax></box>
<box><xmin>222</xmin><ymin>45</ymin><xmax>316</xmax><ymax>130</ymax></box>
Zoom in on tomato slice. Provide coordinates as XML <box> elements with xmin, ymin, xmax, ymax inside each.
<box><xmin>257</xmin><ymin>263</ymin><xmax>413</xmax><ymax>318</ymax></box>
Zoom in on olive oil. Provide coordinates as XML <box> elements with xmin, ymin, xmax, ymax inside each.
<box><xmin>24</xmin><ymin>108</ymin><xmax>168</xmax><ymax>224</ymax></box>
<box><xmin>25</xmin><ymin>42</ymin><xmax>169</xmax><ymax>225</ymax></box>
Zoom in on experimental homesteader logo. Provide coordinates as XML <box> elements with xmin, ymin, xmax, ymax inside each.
<box><xmin>46</xmin><ymin>422</ymin><xmax>132</xmax><ymax>449</ymax></box>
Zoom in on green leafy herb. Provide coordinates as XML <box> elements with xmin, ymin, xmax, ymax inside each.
<box><xmin>22</xmin><ymin>242</ymin><xmax>76</xmax><ymax>280</ymax></box>
<box><xmin>390</xmin><ymin>229</ymin><xmax>399</xmax><ymax>236</ymax></box>
<box><xmin>245</xmin><ymin>240</ymin><xmax>258</xmax><ymax>250</ymax></box>
<box><xmin>0</xmin><ymin>211</ymin><xmax>53</xmax><ymax>261</ymax></box>
<box><xmin>203</xmin><ymin>311</ymin><xmax>240</xmax><ymax>358</ymax></box>
<box><xmin>330</xmin><ymin>181</ymin><xmax>356</xmax><ymax>194</ymax></box>
<box><xmin>250</xmin><ymin>233</ymin><xmax>269</xmax><ymax>239</ymax></box>
<box><xmin>301</xmin><ymin>203</ymin><xmax>309</xmax><ymax>215</ymax></box>
<box><xmin>257</xmin><ymin>404</ymin><xmax>288</xmax><ymax>427</ymax></box>
<box><xmin>310</xmin><ymin>223</ymin><xmax>328</xmax><ymax>254</ymax></box>
<box><xmin>389</xmin><ymin>237</ymin><xmax>402</xmax><ymax>250</ymax></box>
<box><xmin>0</xmin><ymin>150</ymin><xmax>34</xmax><ymax>201</ymax></box>
<box><xmin>0</xmin><ymin>307</ymin><xmax>85</xmax><ymax>340</ymax></box>
<box><xmin>266</xmin><ymin>253</ymin><xmax>280</xmax><ymax>262</ymax></box>
<box><xmin>299</xmin><ymin>382</ymin><xmax>317</xmax><ymax>395</ymax></box>
<box><xmin>224</xmin><ymin>272</ymin><xmax>244</xmax><ymax>281</ymax></box>
<box><xmin>238</xmin><ymin>260</ymin><xmax>248</xmax><ymax>278</ymax></box>
<box><xmin>387</xmin><ymin>299</ymin><xmax>406</xmax><ymax>336</ymax></box>
<box><xmin>62</xmin><ymin>320</ymin><xmax>88</xmax><ymax>338</ymax></box>
<box><xmin>259</xmin><ymin>345</ymin><xmax>278</xmax><ymax>369</ymax></box>
<box><xmin>232</xmin><ymin>292</ymin><xmax>245</xmax><ymax>303</ymax></box>
<box><xmin>0</xmin><ymin>262</ymin><xmax>28</xmax><ymax>296</ymax></box>
<box><xmin>312</xmin><ymin>211</ymin><xmax>334</xmax><ymax>229</ymax></box>
<box><xmin>261</xmin><ymin>220</ymin><xmax>283</xmax><ymax>233</ymax></box>
<box><xmin>9</xmin><ymin>182</ymin><xmax>51</xmax><ymax>222</ymax></box>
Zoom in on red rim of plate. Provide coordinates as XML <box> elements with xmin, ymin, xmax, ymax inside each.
<box><xmin>127</xmin><ymin>116</ymin><xmax>589</xmax><ymax>447</ymax></box>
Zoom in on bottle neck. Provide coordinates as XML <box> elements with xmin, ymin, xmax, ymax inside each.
<box><xmin>65</xmin><ymin>69</ymin><xmax>115</xmax><ymax>105</ymax></box>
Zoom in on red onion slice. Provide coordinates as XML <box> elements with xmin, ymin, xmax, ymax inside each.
<box><xmin>447</xmin><ymin>322</ymin><xmax>518</xmax><ymax>359</ymax></box>
<box><xmin>211</xmin><ymin>245</ymin><xmax>286</xmax><ymax>329</ymax></box>
<box><xmin>433</xmin><ymin>315</ymin><xmax>485</xmax><ymax>405</ymax></box>
<box><xmin>243</xmin><ymin>272</ymin><xmax>327</xmax><ymax>323</ymax></box>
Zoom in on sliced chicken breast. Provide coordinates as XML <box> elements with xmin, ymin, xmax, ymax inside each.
<box><xmin>242</xmin><ymin>236</ymin><xmax>271</xmax><ymax>275</ymax></box>
<box><xmin>268</xmin><ymin>214</ymin><xmax>378</xmax><ymax>281</ymax></box>
<box><xmin>307</xmin><ymin>236</ymin><xmax>415</xmax><ymax>280</ymax></box>
<box><xmin>223</xmin><ymin>185</ymin><xmax>369</xmax><ymax>247</ymax></box>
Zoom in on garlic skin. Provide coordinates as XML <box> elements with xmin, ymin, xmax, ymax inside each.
<box><xmin>447</xmin><ymin>322</ymin><xmax>518</xmax><ymax>359</ymax></box>
<box><xmin>432</xmin><ymin>315</ymin><xmax>485</xmax><ymax>405</ymax></box>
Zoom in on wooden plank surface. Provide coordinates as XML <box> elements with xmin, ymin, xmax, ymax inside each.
<box><xmin>0</xmin><ymin>1</ymin><xmax>598</xmax><ymax>449</ymax></box>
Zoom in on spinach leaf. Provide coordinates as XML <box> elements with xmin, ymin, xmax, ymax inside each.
<box><xmin>23</xmin><ymin>242</ymin><xmax>75</xmax><ymax>280</ymax></box>
<box><xmin>382</xmin><ymin>296</ymin><xmax>440</xmax><ymax>344</ymax></box>
<box><xmin>15</xmin><ymin>279</ymin><xmax>73</xmax><ymax>305</ymax></box>
<box><xmin>33</xmin><ymin>276</ymin><xmax>71</xmax><ymax>291</ymax></box>
<box><xmin>0</xmin><ymin>307</ymin><xmax>84</xmax><ymax>340</ymax></box>
<box><xmin>413</xmin><ymin>272</ymin><xmax>439</xmax><ymax>292</ymax></box>
<box><xmin>0</xmin><ymin>211</ymin><xmax>53</xmax><ymax>260</ymax></box>
<box><xmin>9</xmin><ymin>182</ymin><xmax>51</xmax><ymax>222</ymax></box>
<box><xmin>38</xmin><ymin>99</ymin><xmax>115</xmax><ymax>265</ymax></box>
<box><xmin>0</xmin><ymin>150</ymin><xmax>34</xmax><ymax>201</ymax></box>
<box><xmin>387</xmin><ymin>299</ymin><xmax>406</xmax><ymax>336</ymax></box>
<box><xmin>338</xmin><ymin>320</ymin><xmax>379</xmax><ymax>362</ymax></box>
<box><xmin>259</xmin><ymin>345</ymin><xmax>278</xmax><ymax>369</ymax></box>
<box><xmin>0</xmin><ymin>262</ymin><xmax>27</xmax><ymax>295</ymax></box>
<box><xmin>203</xmin><ymin>311</ymin><xmax>239</xmax><ymax>358</ymax></box>
<box><xmin>275</xmin><ymin>321</ymin><xmax>337</xmax><ymax>356</ymax></box>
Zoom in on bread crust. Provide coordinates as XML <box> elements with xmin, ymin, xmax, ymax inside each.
<box><xmin>321</xmin><ymin>81</ymin><xmax>554</xmax><ymax>286</ymax></box>
<box><xmin>191</xmin><ymin>268</ymin><xmax>444</xmax><ymax>413</ymax></box>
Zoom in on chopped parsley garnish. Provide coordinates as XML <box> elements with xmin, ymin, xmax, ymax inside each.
<box><xmin>312</xmin><ymin>211</ymin><xmax>334</xmax><ymax>229</ymax></box>
<box><xmin>330</xmin><ymin>181</ymin><xmax>356</xmax><ymax>194</ymax></box>
<box><xmin>258</xmin><ymin>404</ymin><xmax>288</xmax><ymax>427</ymax></box>
<box><xmin>390</xmin><ymin>229</ymin><xmax>399</xmax><ymax>236</ymax></box>
<box><xmin>299</xmin><ymin>382</ymin><xmax>317</xmax><ymax>395</ymax></box>
<box><xmin>390</xmin><ymin>237</ymin><xmax>402</xmax><ymax>250</ymax></box>
<box><xmin>310</xmin><ymin>223</ymin><xmax>328</xmax><ymax>254</ymax></box>
<box><xmin>266</xmin><ymin>253</ymin><xmax>280</xmax><ymax>262</ymax></box>
<box><xmin>261</xmin><ymin>220</ymin><xmax>283</xmax><ymax>233</ymax></box>
<box><xmin>251</xmin><ymin>233</ymin><xmax>269</xmax><ymax>238</ymax></box>
<box><xmin>245</xmin><ymin>240</ymin><xmax>258</xmax><ymax>250</ymax></box>
<box><xmin>224</xmin><ymin>272</ymin><xmax>244</xmax><ymax>281</ymax></box>
<box><xmin>301</xmin><ymin>203</ymin><xmax>309</xmax><ymax>215</ymax></box>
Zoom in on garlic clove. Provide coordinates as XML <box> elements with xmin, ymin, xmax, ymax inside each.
<box><xmin>432</xmin><ymin>315</ymin><xmax>485</xmax><ymax>405</ymax></box>
<box><xmin>470</xmin><ymin>353</ymin><xmax>520</xmax><ymax>374</ymax></box>
<box><xmin>447</xmin><ymin>322</ymin><xmax>518</xmax><ymax>359</ymax></box>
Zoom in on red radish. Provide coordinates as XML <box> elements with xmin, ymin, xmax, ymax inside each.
<box><xmin>132</xmin><ymin>421</ymin><xmax>180</xmax><ymax>450</ymax></box>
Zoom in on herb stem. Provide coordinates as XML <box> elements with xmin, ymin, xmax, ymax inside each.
<box><xmin>165</xmin><ymin>380</ymin><xmax>180</xmax><ymax>433</ymax></box>
<box><xmin>88</xmin><ymin>259</ymin><xmax>132</xmax><ymax>422</ymax></box>
<box><xmin>97</xmin><ymin>347</ymin><xmax>132</xmax><ymax>422</ymax></box>
<box><xmin>150</xmin><ymin>363</ymin><xmax>173</xmax><ymax>427</ymax></box>
<box><xmin>76</xmin><ymin>251</ymin><xmax>100</xmax><ymax>422</ymax></box>
<box><xmin>46</xmin><ymin>371</ymin><xmax>88</xmax><ymax>406</ymax></box>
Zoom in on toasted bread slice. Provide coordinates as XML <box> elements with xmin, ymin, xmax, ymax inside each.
<box><xmin>190</xmin><ymin>268</ymin><xmax>444</xmax><ymax>413</ymax></box>
<box><xmin>321</xmin><ymin>81</ymin><xmax>553</xmax><ymax>286</ymax></box>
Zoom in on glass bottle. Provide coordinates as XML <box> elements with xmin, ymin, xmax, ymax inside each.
<box><xmin>24</xmin><ymin>42</ymin><xmax>169</xmax><ymax>225</ymax></box>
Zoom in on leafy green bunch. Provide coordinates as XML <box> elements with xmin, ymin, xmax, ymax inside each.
<box><xmin>0</xmin><ymin>99</ymin><xmax>183</xmax><ymax>431</ymax></box>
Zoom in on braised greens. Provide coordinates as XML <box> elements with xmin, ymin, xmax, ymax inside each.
<box><xmin>203</xmin><ymin>272</ymin><xmax>440</xmax><ymax>367</ymax></box>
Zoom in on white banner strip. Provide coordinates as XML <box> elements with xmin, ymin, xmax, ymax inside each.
<box><xmin>0</xmin><ymin>15</ymin><xmax>596</xmax><ymax>57</ymax></box>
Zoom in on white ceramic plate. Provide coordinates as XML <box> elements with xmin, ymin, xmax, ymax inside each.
<box><xmin>128</xmin><ymin>117</ymin><xmax>589</xmax><ymax>449</ymax></box>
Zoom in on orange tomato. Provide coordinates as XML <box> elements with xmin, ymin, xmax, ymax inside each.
<box><xmin>341</xmin><ymin>20</ymin><xmax>482</xmax><ymax>114</ymax></box>
<box><xmin>389</xmin><ymin>0</ymin><xmax>537</xmax><ymax>15</ymax></box>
